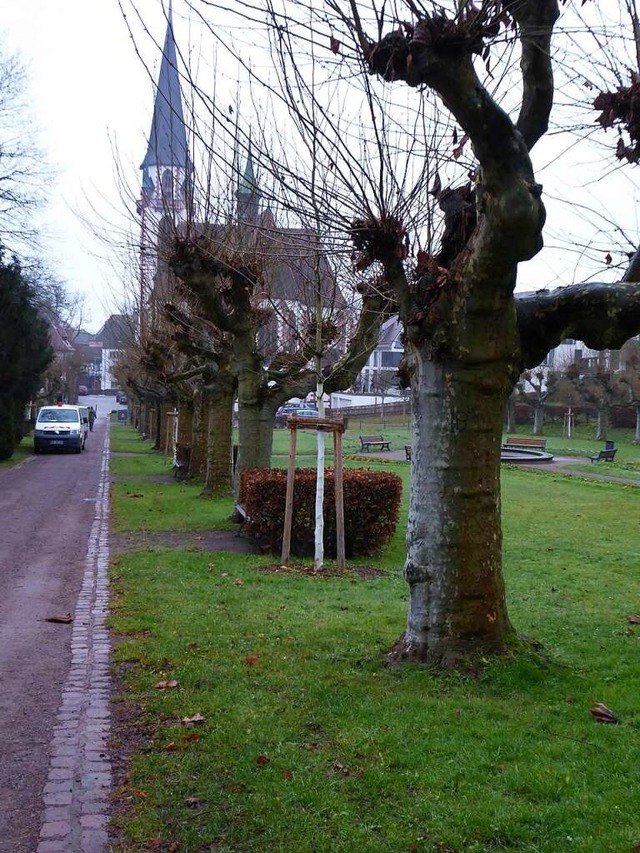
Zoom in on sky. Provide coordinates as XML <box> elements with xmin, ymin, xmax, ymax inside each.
<box><xmin>2</xmin><ymin>0</ymin><xmax>170</xmax><ymax>333</ymax></box>
<box><xmin>1</xmin><ymin>2</ymin><xmax>637</xmax><ymax>334</ymax></box>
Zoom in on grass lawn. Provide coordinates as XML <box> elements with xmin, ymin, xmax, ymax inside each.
<box><xmin>0</xmin><ymin>435</ymin><xmax>33</xmax><ymax>469</ymax></box>
<box><xmin>108</xmin><ymin>424</ymin><xmax>640</xmax><ymax>852</ymax></box>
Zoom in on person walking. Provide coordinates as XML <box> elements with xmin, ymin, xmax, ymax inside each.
<box><xmin>88</xmin><ymin>406</ymin><xmax>96</xmax><ymax>431</ymax></box>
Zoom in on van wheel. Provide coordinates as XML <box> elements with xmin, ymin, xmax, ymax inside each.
<box><xmin>34</xmin><ymin>447</ymin><xmax>40</xmax><ymax>454</ymax></box>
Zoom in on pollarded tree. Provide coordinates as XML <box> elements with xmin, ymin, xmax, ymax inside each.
<box><xmin>564</xmin><ymin>356</ymin><xmax>628</xmax><ymax>441</ymax></box>
<box><xmin>345</xmin><ymin>1</ymin><xmax>640</xmax><ymax>664</ymax></box>
<box><xmin>182</xmin><ymin>0</ymin><xmax>640</xmax><ymax>668</ymax></box>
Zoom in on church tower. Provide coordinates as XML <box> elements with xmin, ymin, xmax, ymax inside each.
<box><xmin>138</xmin><ymin>1</ymin><xmax>192</xmax><ymax>317</ymax></box>
<box><xmin>236</xmin><ymin>147</ymin><xmax>261</xmax><ymax>226</ymax></box>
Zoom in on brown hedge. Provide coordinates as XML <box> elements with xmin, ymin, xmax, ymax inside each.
<box><xmin>240</xmin><ymin>467</ymin><xmax>402</xmax><ymax>558</ymax></box>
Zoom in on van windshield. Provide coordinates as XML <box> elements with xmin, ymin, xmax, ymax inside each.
<box><xmin>38</xmin><ymin>410</ymin><xmax>79</xmax><ymax>423</ymax></box>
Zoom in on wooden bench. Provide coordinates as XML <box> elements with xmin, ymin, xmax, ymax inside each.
<box><xmin>504</xmin><ymin>436</ymin><xmax>547</xmax><ymax>451</ymax></box>
<box><xmin>359</xmin><ymin>434</ymin><xmax>391</xmax><ymax>452</ymax></box>
<box><xmin>589</xmin><ymin>448</ymin><xmax>617</xmax><ymax>463</ymax></box>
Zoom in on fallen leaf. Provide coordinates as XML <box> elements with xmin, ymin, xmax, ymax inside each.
<box><xmin>45</xmin><ymin>614</ymin><xmax>73</xmax><ymax>624</ymax></box>
<box><xmin>626</xmin><ymin>615</ymin><xmax>640</xmax><ymax>624</ymax></box>
<box><xmin>256</xmin><ymin>754</ymin><xmax>270</xmax><ymax>766</ymax></box>
<box><xmin>245</xmin><ymin>655</ymin><xmax>259</xmax><ymax>666</ymax></box>
<box><xmin>126</xmin><ymin>492</ymin><xmax>145</xmax><ymax>498</ymax></box>
<box><xmin>155</xmin><ymin>679</ymin><xmax>178</xmax><ymax>690</ymax></box>
<box><xmin>234</xmin><ymin>578</ymin><xmax>244</xmax><ymax>586</ymax></box>
<box><xmin>221</xmin><ymin>572</ymin><xmax>229</xmax><ymax>577</ymax></box>
<box><xmin>566</xmin><ymin>695</ymin><xmax>573</xmax><ymax>704</ymax></box>
<box><xmin>181</xmin><ymin>713</ymin><xmax>206</xmax><ymax>726</ymax></box>
<box><xmin>590</xmin><ymin>702</ymin><xmax>619</xmax><ymax>724</ymax></box>
<box><xmin>181</xmin><ymin>733</ymin><xmax>201</xmax><ymax>743</ymax></box>
<box><xmin>130</xmin><ymin>788</ymin><xmax>148</xmax><ymax>799</ymax></box>
<box><xmin>185</xmin><ymin>796</ymin><xmax>205</xmax><ymax>808</ymax></box>
<box><xmin>282</xmin><ymin>769</ymin><xmax>294</xmax><ymax>781</ymax></box>
<box><xmin>166</xmin><ymin>741</ymin><xmax>177</xmax><ymax>751</ymax></box>
<box><xmin>454</xmin><ymin>708</ymin><xmax>461</xmax><ymax>718</ymax></box>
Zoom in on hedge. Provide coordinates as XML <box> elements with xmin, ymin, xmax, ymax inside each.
<box><xmin>240</xmin><ymin>467</ymin><xmax>402</xmax><ymax>558</ymax></box>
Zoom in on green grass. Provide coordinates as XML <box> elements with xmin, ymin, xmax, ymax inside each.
<box><xmin>0</xmin><ymin>435</ymin><xmax>33</xmax><ymax>468</ymax></box>
<box><xmin>109</xmin><ymin>426</ymin><xmax>640</xmax><ymax>852</ymax></box>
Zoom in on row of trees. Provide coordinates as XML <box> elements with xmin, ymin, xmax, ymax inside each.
<box><xmin>515</xmin><ymin>340</ymin><xmax>640</xmax><ymax>441</ymax></box>
<box><xmin>117</xmin><ymin>0</ymin><xmax>640</xmax><ymax>668</ymax></box>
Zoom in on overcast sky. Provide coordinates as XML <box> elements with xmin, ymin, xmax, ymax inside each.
<box><xmin>2</xmin><ymin>0</ymin><xmax>170</xmax><ymax>333</ymax></box>
<box><xmin>2</xmin><ymin>1</ymin><xmax>637</xmax><ymax>334</ymax></box>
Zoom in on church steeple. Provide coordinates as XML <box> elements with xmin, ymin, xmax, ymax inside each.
<box><xmin>237</xmin><ymin>146</ymin><xmax>261</xmax><ymax>225</ymax></box>
<box><xmin>139</xmin><ymin>1</ymin><xmax>191</xmax><ymax>221</ymax></box>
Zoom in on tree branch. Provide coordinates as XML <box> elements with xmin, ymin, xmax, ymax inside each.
<box><xmin>512</xmin><ymin>0</ymin><xmax>560</xmax><ymax>151</ymax></box>
<box><xmin>517</xmin><ymin>281</ymin><xmax>640</xmax><ymax>369</ymax></box>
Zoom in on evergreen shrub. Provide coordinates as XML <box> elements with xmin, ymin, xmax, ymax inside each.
<box><xmin>240</xmin><ymin>467</ymin><xmax>402</xmax><ymax>558</ymax></box>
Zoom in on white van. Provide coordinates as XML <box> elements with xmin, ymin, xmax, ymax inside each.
<box><xmin>33</xmin><ymin>404</ymin><xmax>88</xmax><ymax>454</ymax></box>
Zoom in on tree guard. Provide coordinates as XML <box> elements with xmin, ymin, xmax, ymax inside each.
<box><xmin>281</xmin><ymin>415</ymin><xmax>346</xmax><ymax>569</ymax></box>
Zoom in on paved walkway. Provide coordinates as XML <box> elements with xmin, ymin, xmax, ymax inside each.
<box><xmin>358</xmin><ymin>449</ymin><xmax>640</xmax><ymax>487</ymax></box>
<box><xmin>37</xmin><ymin>430</ymin><xmax>112</xmax><ymax>853</ymax></box>
<box><xmin>32</xmin><ymin>439</ymin><xmax>635</xmax><ymax>851</ymax></box>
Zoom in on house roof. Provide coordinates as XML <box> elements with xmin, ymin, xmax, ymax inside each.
<box><xmin>96</xmin><ymin>315</ymin><xmax>133</xmax><ymax>349</ymax></box>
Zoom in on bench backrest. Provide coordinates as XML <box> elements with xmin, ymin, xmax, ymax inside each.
<box><xmin>360</xmin><ymin>435</ymin><xmax>384</xmax><ymax>441</ymax></box>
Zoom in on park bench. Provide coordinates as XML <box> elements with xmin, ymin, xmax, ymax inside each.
<box><xmin>504</xmin><ymin>436</ymin><xmax>547</xmax><ymax>451</ymax></box>
<box><xmin>359</xmin><ymin>434</ymin><xmax>391</xmax><ymax>452</ymax></box>
<box><xmin>589</xmin><ymin>448</ymin><xmax>617</xmax><ymax>463</ymax></box>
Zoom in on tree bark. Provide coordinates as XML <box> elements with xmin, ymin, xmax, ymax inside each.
<box><xmin>595</xmin><ymin>406</ymin><xmax>609</xmax><ymax>441</ymax></box>
<box><xmin>533</xmin><ymin>403</ymin><xmax>544</xmax><ymax>435</ymax></box>
<box><xmin>635</xmin><ymin>405</ymin><xmax>640</xmax><ymax>444</ymax></box>
<box><xmin>393</xmin><ymin>350</ymin><xmax>514</xmax><ymax>667</ymax></box>
<box><xmin>177</xmin><ymin>394</ymin><xmax>194</xmax><ymax>447</ymax></box>
<box><xmin>201</xmin><ymin>375</ymin><xmax>235</xmax><ymax>496</ymax></box>
<box><xmin>189</xmin><ymin>387</ymin><xmax>207</xmax><ymax>478</ymax></box>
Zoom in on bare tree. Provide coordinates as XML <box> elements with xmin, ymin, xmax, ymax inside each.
<box><xmin>164</xmin><ymin>0</ymin><xmax>640</xmax><ymax>668</ymax></box>
<box><xmin>0</xmin><ymin>42</ymin><xmax>46</xmax><ymax>251</ymax></box>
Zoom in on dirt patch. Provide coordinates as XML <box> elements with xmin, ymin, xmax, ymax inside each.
<box><xmin>110</xmin><ymin>529</ymin><xmax>259</xmax><ymax>556</ymax></box>
<box><xmin>260</xmin><ymin>562</ymin><xmax>386</xmax><ymax>579</ymax></box>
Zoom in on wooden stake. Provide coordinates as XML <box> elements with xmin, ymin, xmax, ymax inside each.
<box><xmin>281</xmin><ymin>426</ymin><xmax>297</xmax><ymax>563</ymax></box>
<box><xmin>334</xmin><ymin>428</ymin><xmax>346</xmax><ymax>569</ymax></box>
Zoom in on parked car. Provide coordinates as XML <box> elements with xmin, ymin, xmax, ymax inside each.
<box><xmin>115</xmin><ymin>391</ymin><xmax>127</xmax><ymax>405</ymax></box>
<box><xmin>275</xmin><ymin>406</ymin><xmax>319</xmax><ymax>428</ymax></box>
<box><xmin>33</xmin><ymin>404</ymin><xmax>88</xmax><ymax>454</ymax></box>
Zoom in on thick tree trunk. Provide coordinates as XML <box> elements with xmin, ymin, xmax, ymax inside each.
<box><xmin>393</xmin><ymin>353</ymin><xmax>515</xmax><ymax>668</ymax></box>
<box><xmin>532</xmin><ymin>403</ymin><xmax>544</xmax><ymax>435</ymax></box>
<box><xmin>177</xmin><ymin>396</ymin><xmax>194</xmax><ymax>447</ymax></box>
<box><xmin>236</xmin><ymin>402</ymin><xmax>275</xmax><ymax>472</ymax></box>
<box><xmin>504</xmin><ymin>397</ymin><xmax>515</xmax><ymax>433</ymax></box>
<box><xmin>153</xmin><ymin>402</ymin><xmax>163</xmax><ymax>451</ymax></box>
<box><xmin>234</xmin><ymin>344</ymin><xmax>277</xmax><ymax>487</ymax></box>
<box><xmin>635</xmin><ymin>405</ymin><xmax>640</xmax><ymax>444</ymax></box>
<box><xmin>201</xmin><ymin>379</ymin><xmax>235</xmax><ymax>496</ymax></box>
<box><xmin>189</xmin><ymin>387</ymin><xmax>207</xmax><ymax>478</ymax></box>
<box><xmin>595</xmin><ymin>407</ymin><xmax>609</xmax><ymax>441</ymax></box>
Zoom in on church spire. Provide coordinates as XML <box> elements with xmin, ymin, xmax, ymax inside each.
<box><xmin>141</xmin><ymin>2</ymin><xmax>190</xmax><ymax>174</ymax></box>
<box><xmin>237</xmin><ymin>144</ymin><xmax>261</xmax><ymax>224</ymax></box>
